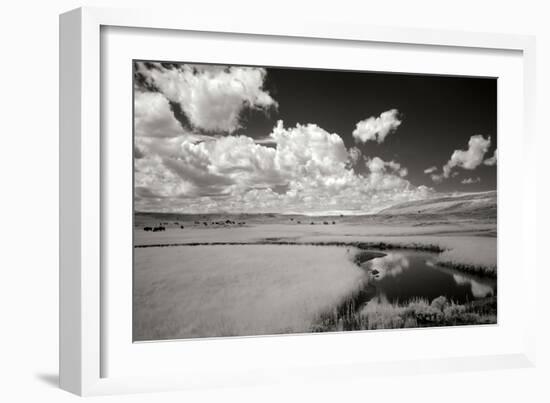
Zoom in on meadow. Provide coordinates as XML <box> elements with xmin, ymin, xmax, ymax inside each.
<box><xmin>133</xmin><ymin>209</ymin><xmax>497</xmax><ymax>340</ymax></box>
<box><xmin>134</xmin><ymin>245</ymin><xmax>365</xmax><ymax>340</ymax></box>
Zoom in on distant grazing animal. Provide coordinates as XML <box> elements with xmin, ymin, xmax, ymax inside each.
<box><xmin>310</xmin><ymin>222</ymin><xmax>315</xmax><ymax>225</ymax></box>
<box><xmin>194</xmin><ymin>221</ymin><xmax>200</xmax><ymax>225</ymax></box>
<box><xmin>332</xmin><ymin>221</ymin><xmax>336</xmax><ymax>224</ymax></box>
<box><xmin>180</xmin><ymin>225</ymin><xmax>184</xmax><ymax>229</ymax></box>
<box><xmin>203</xmin><ymin>222</ymin><xmax>208</xmax><ymax>226</ymax></box>
<box><xmin>297</xmin><ymin>221</ymin><xmax>301</xmax><ymax>224</ymax></box>
<box><xmin>323</xmin><ymin>221</ymin><xmax>329</xmax><ymax>225</ymax></box>
<box><xmin>152</xmin><ymin>226</ymin><xmax>166</xmax><ymax>232</ymax></box>
<box><xmin>143</xmin><ymin>227</ymin><xmax>152</xmax><ymax>231</ymax></box>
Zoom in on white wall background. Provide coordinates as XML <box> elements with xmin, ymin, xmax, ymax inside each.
<box><xmin>0</xmin><ymin>1</ymin><xmax>548</xmax><ymax>401</ymax></box>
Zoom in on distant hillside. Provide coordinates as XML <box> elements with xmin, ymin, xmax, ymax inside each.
<box><xmin>379</xmin><ymin>191</ymin><xmax>497</xmax><ymax>217</ymax></box>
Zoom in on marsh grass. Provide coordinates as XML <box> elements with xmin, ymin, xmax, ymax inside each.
<box><xmin>436</xmin><ymin>260</ymin><xmax>497</xmax><ymax>278</ymax></box>
<box><xmin>310</xmin><ymin>295</ymin><xmax>497</xmax><ymax>332</ymax></box>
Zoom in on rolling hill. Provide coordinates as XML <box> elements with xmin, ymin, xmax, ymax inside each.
<box><xmin>378</xmin><ymin>191</ymin><xmax>497</xmax><ymax>217</ymax></box>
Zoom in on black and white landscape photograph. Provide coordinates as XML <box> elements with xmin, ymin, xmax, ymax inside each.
<box><xmin>133</xmin><ymin>61</ymin><xmax>497</xmax><ymax>341</ymax></box>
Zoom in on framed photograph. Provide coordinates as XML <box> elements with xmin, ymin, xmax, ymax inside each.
<box><xmin>60</xmin><ymin>7</ymin><xmax>537</xmax><ymax>396</ymax></box>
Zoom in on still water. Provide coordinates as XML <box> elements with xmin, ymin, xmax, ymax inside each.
<box><xmin>362</xmin><ymin>250</ymin><xmax>496</xmax><ymax>305</ymax></box>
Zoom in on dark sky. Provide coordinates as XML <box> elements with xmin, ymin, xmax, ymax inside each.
<box><xmin>236</xmin><ymin>67</ymin><xmax>497</xmax><ymax>192</ymax></box>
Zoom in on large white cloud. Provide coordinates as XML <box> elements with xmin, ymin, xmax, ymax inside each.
<box><xmin>135</xmin><ymin>115</ymin><xmax>432</xmax><ymax>213</ymax></box>
<box><xmin>442</xmin><ymin>135</ymin><xmax>491</xmax><ymax>178</ymax></box>
<box><xmin>134</xmin><ymin>91</ymin><xmax>215</xmax><ymax>148</ymax></box>
<box><xmin>352</xmin><ymin>109</ymin><xmax>402</xmax><ymax>143</ymax></box>
<box><xmin>136</xmin><ymin>62</ymin><xmax>277</xmax><ymax>133</ymax></box>
<box><xmin>134</xmin><ymin>91</ymin><xmax>185</xmax><ymax>138</ymax></box>
<box><xmin>428</xmin><ymin>135</ymin><xmax>492</xmax><ymax>182</ymax></box>
<box><xmin>271</xmin><ymin>121</ymin><xmax>349</xmax><ymax>179</ymax></box>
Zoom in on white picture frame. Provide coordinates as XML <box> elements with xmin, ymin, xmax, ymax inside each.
<box><xmin>59</xmin><ymin>6</ymin><xmax>537</xmax><ymax>396</ymax></box>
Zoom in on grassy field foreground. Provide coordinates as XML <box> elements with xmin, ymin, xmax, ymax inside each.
<box><xmin>134</xmin><ymin>245</ymin><xmax>365</xmax><ymax>340</ymax></box>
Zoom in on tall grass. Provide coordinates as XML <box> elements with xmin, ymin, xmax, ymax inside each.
<box><xmin>436</xmin><ymin>260</ymin><xmax>497</xmax><ymax>278</ymax></box>
<box><xmin>310</xmin><ymin>295</ymin><xmax>496</xmax><ymax>332</ymax></box>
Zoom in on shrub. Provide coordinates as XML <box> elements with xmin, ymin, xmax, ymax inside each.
<box><xmin>311</xmin><ymin>295</ymin><xmax>496</xmax><ymax>332</ymax></box>
<box><xmin>430</xmin><ymin>296</ymin><xmax>449</xmax><ymax>311</ymax></box>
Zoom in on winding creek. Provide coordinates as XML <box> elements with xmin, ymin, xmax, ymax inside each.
<box><xmin>359</xmin><ymin>250</ymin><xmax>496</xmax><ymax>306</ymax></box>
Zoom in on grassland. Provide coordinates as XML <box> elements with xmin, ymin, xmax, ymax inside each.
<box><xmin>134</xmin><ymin>245</ymin><xmax>367</xmax><ymax>340</ymax></box>
<box><xmin>134</xmin><ymin>207</ymin><xmax>497</xmax><ymax>339</ymax></box>
<box><xmin>134</xmin><ymin>217</ymin><xmax>497</xmax><ymax>276</ymax></box>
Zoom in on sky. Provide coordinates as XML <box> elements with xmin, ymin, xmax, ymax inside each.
<box><xmin>133</xmin><ymin>61</ymin><xmax>497</xmax><ymax>214</ymax></box>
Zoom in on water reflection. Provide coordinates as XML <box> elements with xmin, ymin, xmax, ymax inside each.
<box><xmin>426</xmin><ymin>258</ymin><xmax>495</xmax><ymax>298</ymax></box>
<box><xmin>452</xmin><ymin>273</ymin><xmax>494</xmax><ymax>298</ymax></box>
<box><xmin>362</xmin><ymin>250</ymin><xmax>496</xmax><ymax>305</ymax></box>
<box><xmin>366</xmin><ymin>252</ymin><xmax>410</xmax><ymax>279</ymax></box>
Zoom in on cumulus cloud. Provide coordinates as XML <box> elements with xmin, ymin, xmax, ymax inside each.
<box><xmin>427</xmin><ymin>135</ymin><xmax>492</xmax><ymax>183</ymax></box>
<box><xmin>352</xmin><ymin>109</ymin><xmax>402</xmax><ymax>143</ymax></box>
<box><xmin>461</xmin><ymin>177</ymin><xmax>481</xmax><ymax>184</ymax></box>
<box><xmin>136</xmin><ymin>62</ymin><xmax>277</xmax><ymax>133</ymax></box>
<box><xmin>134</xmin><ymin>91</ymin><xmax>185</xmax><ymax>138</ymax></box>
<box><xmin>442</xmin><ymin>135</ymin><xmax>491</xmax><ymax>178</ymax></box>
<box><xmin>270</xmin><ymin>120</ymin><xmax>349</xmax><ymax>178</ymax></box>
<box><xmin>366</xmin><ymin>157</ymin><xmax>408</xmax><ymax>177</ymax></box>
<box><xmin>135</xmin><ymin>116</ymin><xmax>431</xmax><ymax>213</ymax></box>
<box><xmin>424</xmin><ymin>166</ymin><xmax>437</xmax><ymax>174</ymax></box>
<box><xmin>484</xmin><ymin>149</ymin><xmax>497</xmax><ymax>166</ymax></box>
<box><xmin>134</xmin><ymin>91</ymin><xmax>215</xmax><ymax>144</ymax></box>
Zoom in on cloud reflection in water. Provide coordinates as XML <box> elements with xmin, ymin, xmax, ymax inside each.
<box><xmin>452</xmin><ymin>273</ymin><xmax>494</xmax><ymax>298</ymax></box>
<box><xmin>367</xmin><ymin>253</ymin><xmax>410</xmax><ymax>279</ymax></box>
